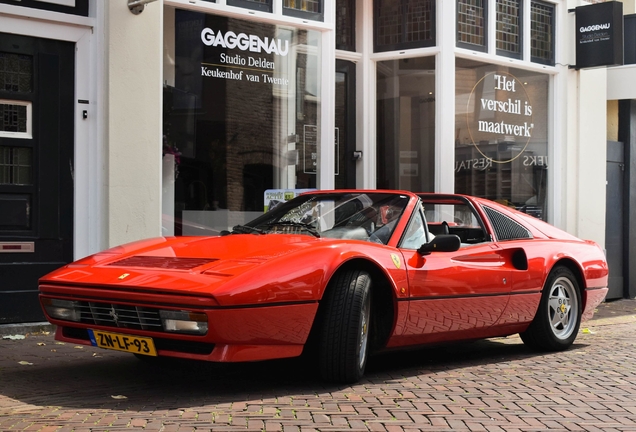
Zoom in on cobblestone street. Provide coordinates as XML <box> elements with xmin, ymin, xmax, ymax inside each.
<box><xmin>1</xmin><ymin>301</ymin><xmax>635</xmax><ymax>432</ymax></box>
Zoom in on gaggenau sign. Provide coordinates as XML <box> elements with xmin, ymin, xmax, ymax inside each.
<box><xmin>574</xmin><ymin>1</ymin><xmax>623</xmax><ymax>68</ymax></box>
<box><xmin>201</xmin><ymin>28</ymin><xmax>289</xmax><ymax>56</ymax></box>
<box><xmin>580</xmin><ymin>23</ymin><xmax>611</xmax><ymax>33</ymax></box>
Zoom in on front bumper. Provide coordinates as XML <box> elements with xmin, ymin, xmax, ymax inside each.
<box><xmin>40</xmin><ymin>287</ymin><xmax>318</xmax><ymax>362</ymax></box>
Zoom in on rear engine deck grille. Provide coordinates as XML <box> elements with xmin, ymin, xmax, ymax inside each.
<box><xmin>108</xmin><ymin>256</ymin><xmax>216</xmax><ymax>270</ymax></box>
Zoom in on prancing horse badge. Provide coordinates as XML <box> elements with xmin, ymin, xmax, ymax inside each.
<box><xmin>390</xmin><ymin>253</ymin><xmax>401</xmax><ymax>269</ymax></box>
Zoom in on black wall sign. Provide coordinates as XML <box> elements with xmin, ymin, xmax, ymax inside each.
<box><xmin>575</xmin><ymin>1</ymin><xmax>624</xmax><ymax>69</ymax></box>
<box><xmin>625</xmin><ymin>14</ymin><xmax>636</xmax><ymax>65</ymax></box>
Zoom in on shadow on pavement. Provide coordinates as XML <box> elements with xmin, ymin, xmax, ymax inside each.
<box><xmin>0</xmin><ymin>334</ymin><xmax>584</xmax><ymax>411</ymax></box>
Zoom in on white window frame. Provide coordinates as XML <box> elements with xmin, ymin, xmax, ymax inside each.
<box><xmin>0</xmin><ymin>100</ymin><xmax>33</xmax><ymax>139</ymax></box>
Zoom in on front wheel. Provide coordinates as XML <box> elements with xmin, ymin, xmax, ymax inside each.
<box><xmin>520</xmin><ymin>266</ymin><xmax>582</xmax><ymax>351</ymax></box>
<box><xmin>319</xmin><ymin>269</ymin><xmax>372</xmax><ymax>383</ymax></box>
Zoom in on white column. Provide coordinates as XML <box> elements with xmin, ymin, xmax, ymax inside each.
<box><xmin>550</xmin><ymin>0</ymin><xmax>573</xmax><ymax>230</ymax></box>
<box><xmin>435</xmin><ymin>0</ymin><xmax>456</xmax><ymax>193</ymax></box>
<box><xmin>105</xmin><ymin>0</ymin><xmax>164</xmax><ymax>247</ymax></box>
<box><xmin>575</xmin><ymin>68</ymin><xmax>607</xmax><ymax>246</ymax></box>
<box><xmin>560</xmin><ymin>0</ymin><xmax>607</xmax><ymax>246</ymax></box>
<box><xmin>357</xmin><ymin>0</ymin><xmax>376</xmax><ymax>189</ymax></box>
<box><xmin>318</xmin><ymin>0</ymin><xmax>336</xmax><ymax>190</ymax></box>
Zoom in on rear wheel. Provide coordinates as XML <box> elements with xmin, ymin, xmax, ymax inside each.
<box><xmin>319</xmin><ymin>269</ymin><xmax>372</xmax><ymax>383</ymax></box>
<box><xmin>520</xmin><ymin>266</ymin><xmax>582</xmax><ymax>351</ymax></box>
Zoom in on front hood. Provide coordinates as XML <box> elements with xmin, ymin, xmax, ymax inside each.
<box><xmin>39</xmin><ymin>234</ymin><xmax>335</xmax><ymax>305</ymax></box>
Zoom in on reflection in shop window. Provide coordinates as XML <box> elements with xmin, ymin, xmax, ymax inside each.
<box><xmin>457</xmin><ymin>0</ymin><xmax>487</xmax><ymax>52</ymax></box>
<box><xmin>496</xmin><ymin>0</ymin><xmax>522</xmax><ymax>59</ymax></box>
<box><xmin>284</xmin><ymin>0</ymin><xmax>320</xmax><ymax>12</ymax></box>
<box><xmin>283</xmin><ymin>0</ymin><xmax>323</xmax><ymax>21</ymax></box>
<box><xmin>455</xmin><ymin>59</ymin><xmax>549</xmax><ymax>220</ymax></box>
<box><xmin>376</xmin><ymin>57</ymin><xmax>435</xmax><ymax>192</ymax></box>
<box><xmin>336</xmin><ymin>0</ymin><xmax>356</xmax><ymax>51</ymax></box>
<box><xmin>226</xmin><ymin>0</ymin><xmax>272</xmax><ymax>13</ymax></box>
<box><xmin>163</xmin><ymin>10</ymin><xmax>321</xmax><ymax>236</ymax></box>
<box><xmin>531</xmin><ymin>1</ymin><xmax>555</xmax><ymax>65</ymax></box>
<box><xmin>374</xmin><ymin>0</ymin><xmax>435</xmax><ymax>52</ymax></box>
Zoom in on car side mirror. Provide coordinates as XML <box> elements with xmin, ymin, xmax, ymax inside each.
<box><xmin>417</xmin><ymin>235</ymin><xmax>461</xmax><ymax>256</ymax></box>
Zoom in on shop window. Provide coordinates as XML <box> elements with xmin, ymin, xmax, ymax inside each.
<box><xmin>163</xmin><ymin>10</ymin><xmax>321</xmax><ymax>236</ymax></box>
<box><xmin>454</xmin><ymin>59</ymin><xmax>549</xmax><ymax>221</ymax></box>
<box><xmin>283</xmin><ymin>0</ymin><xmax>323</xmax><ymax>21</ymax></box>
<box><xmin>457</xmin><ymin>0</ymin><xmax>487</xmax><ymax>52</ymax></box>
<box><xmin>376</xmin><ymin>57</ymin><xmax>436</xmax><ymax>192</ymax></box>
<box><xmin>496</xmin><ymin>0</ymin><xmax>522</xmax><ymax>59</ymax></box>
<box><xmin>336</xmin><ymin>0</ymin><xmax>355</xmax><ymax>51</ymax></box>
<box><xmin>226</xmin><ymin>0</ymin><xmax>272</xmax><ymax>13</ymax></box>
<box><xmin>374</xmin><ymin>0</ymin><xmax>435</xmax><ymax>53</ymax></box>
<box><xmin>531</xmin><ymin>1</ymin><xmax>554</xmax><ymax>65</ymax></box>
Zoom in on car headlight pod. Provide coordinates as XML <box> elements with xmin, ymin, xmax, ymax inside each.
<box><xmin>41</xmin><ymin>298</ymin><xmax>82</xmax><ymax>322</ymax></box>
<box><xmin>159</xmin><ymin>310</ymin><xmax>208</xmax><ymax>335</ymax></box>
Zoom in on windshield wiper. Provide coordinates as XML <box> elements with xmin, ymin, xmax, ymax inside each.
<box><xmin>266</xmin><ymin>221</ymin><xmax>321</xmax><ymax>238</ymax></box>
<box><xmin>228</xmin><ymin>225</ymin><xmax>266</xmax><ymax>235</ymax></box>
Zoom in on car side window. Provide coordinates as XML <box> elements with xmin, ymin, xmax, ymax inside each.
<box><xmin>422</xmin><ymin>201</ymin><xmax>489</xmax><ymax>246</ymax></box>
<box><xmin>400</xmin><ymin>208</ymin><xmax>429</xmax><ymax>250</ymax></box>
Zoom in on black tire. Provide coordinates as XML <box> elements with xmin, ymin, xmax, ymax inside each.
<box><xmin>319</xmin><ymin>269</ymin><xmax>372</xmax><ymax>383</ymax></box>
<box><xmin>520</xmin><ymin>266</ymin><xmax>582</xmax><ymax>351</ymax></box>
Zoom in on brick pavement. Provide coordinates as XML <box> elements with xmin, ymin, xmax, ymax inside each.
<box><xmin>0</xmin><ymin>301</ymin><xmax>635</xmax><ymax>432</ymax></box>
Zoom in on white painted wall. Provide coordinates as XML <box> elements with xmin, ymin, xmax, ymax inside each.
<box><xmin>563</xmin><ymin>66</ymin><xmax>608</xmax><ymax>247</ymax></box>
<box><xmin>436</xmin><ymin>0</ymin><xmax>456</xmax><ymax>194</ymax></box>
<box><xmin>104</xmin><ymin>1</ymin><xmax>164</xmax><ymax>247</ymax></box>
<box><xmin>355</xmin><ymin>0</ymin><xmax>375</xmax><ymax>189</ymax></box>
<box><xmin>560</xmin><ymin>0</ymin><xmax>612</xmax><ymax>247</ymax></box>
<box><xmin>619</xmin><ymin>0</ymin><xmax>636</xmax><ymax>14</ymax></box>
<box><xmin>607</xmin><ymin>65</ymin><xmax>636</xmax><ymax>100</ymax></box>
<box><xmin>562</xmin><ymin>40</ymin><xmax>608</xmax><ymax>246</ymax></box>
<box><xmin>607</xmin><ymin>1</ymin><xmax>636</xmax><ymax>100</ymax></box>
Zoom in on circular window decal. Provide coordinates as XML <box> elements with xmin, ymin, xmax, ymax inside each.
<box><xmin>465</xmin><ymin>72</ymin><xmax>534</xmax><ymax>164</ymax></box>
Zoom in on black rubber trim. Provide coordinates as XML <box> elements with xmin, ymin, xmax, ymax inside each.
<box><xmin>396</xmin><ymin>289</ymin><xmax>540</xmax><ymax>302</ymax></box>
<box><xmin>41</xmin><ymin>291</ymin><xmax>317</xmax><ymax>310</ymax></box>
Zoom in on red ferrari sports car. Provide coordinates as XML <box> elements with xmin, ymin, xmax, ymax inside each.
<box><xmin>39</xmin><ymin>190</ymin><xmax>609</xmax><ymax>383</ymax></box>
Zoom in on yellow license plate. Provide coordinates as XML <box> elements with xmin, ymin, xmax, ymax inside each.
<box><xmin>88</xmin><ymin>329</ymin><xmax>157</xmax><ymax>356</ymax></box>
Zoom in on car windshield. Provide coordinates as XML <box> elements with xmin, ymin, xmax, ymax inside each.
<box><xmin>242</xmin><ymin>192</ymin><xmax>410</xmax><ymax>244</ymax></box>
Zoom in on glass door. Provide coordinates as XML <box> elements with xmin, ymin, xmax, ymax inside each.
<box><xmin>335</xmin><ymin>59</ymin><xmax>356</xmax><ymax>189</ymax></box>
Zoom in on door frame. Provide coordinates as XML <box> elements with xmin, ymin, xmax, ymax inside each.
<box><xmin>336</xmin><ymin>59</ymin><xmax>357</xmax><ymax>189</ymax></box>
<box><xmin>0</xmin><ymin>4</ymin><xmax>101</xmax><ymax>260</ymax></box>
<box><xmin>618</xmin><ymin>100</ymin><xmax>636</xmax><ymax>299</ymax></box>
<box><xmin>605</xmin><ymin>140</ymin><xmax>625</xmax><ymax>300</ymax></box>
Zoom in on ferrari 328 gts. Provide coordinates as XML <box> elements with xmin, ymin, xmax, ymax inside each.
<box><xmin>39</xmin><ymin>190</ymin><xmax>609</xmax><ymax>383</ymax></box>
